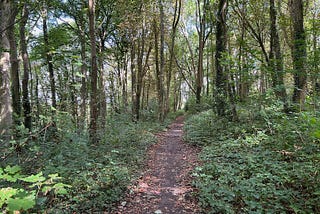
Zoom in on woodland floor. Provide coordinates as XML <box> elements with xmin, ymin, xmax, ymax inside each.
<box><xmin>112</xmin><ymin>116</ymin><xmax>201</xmax><ymax>214</ymax></box>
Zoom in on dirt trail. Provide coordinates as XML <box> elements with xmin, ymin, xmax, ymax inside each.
<box><xmin>113</xmin><ymin>116</ymin><xmax>201</xmax><ymax>214</ymax></box>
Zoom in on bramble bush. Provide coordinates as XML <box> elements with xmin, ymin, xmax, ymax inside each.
<box><xmin>184</xmin><ymin>107</ymin><xmax>320</xmax><ymax>213</ymax></box>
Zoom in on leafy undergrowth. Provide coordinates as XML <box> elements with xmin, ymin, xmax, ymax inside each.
<box><xmin>1</xmin><ymin>112</ymin><xmax>179</xmax><ymax>213</ymax></box>
<box><xmin>184</xmin><ymin>107</ymin><xmax>320</xmax><ymax>213</ymax></box>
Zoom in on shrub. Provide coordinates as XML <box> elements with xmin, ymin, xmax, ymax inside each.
<box><xmin>185</xmin><ymin>108</ymin><xmax>320</xmax><ymax>213</ymax></box>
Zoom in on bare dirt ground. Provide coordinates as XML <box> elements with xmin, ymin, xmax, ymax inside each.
<box><xmin>112</xmin><ymin>116</ymin><xmax>201</xmax><ymax>214</ymax></box>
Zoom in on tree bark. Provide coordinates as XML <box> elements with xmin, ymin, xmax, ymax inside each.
<box><xmin>166</xmin><ymin>0</ymin><xmax>181</xmax><ymax>114</ymax></box>
<box><xmin>131</xmin><ymin>41</ymin><xmax>137</xmax><ymax>121</ymax></box>
<box><xmin>20</xmin><ymin>3</ymin><xmax>32</xmax><ymax>130</ymax></box>
<box><xmin>8</xmin><ymin>2</ymin><xmax>21</xmax><ymax>124</ymax></box>
<box><xmin>79</xmin><ymin>21</ymin><xmax>87</xmax><ymax>130</ymax></box>
<box><xmin>88</xmin><ymin>0</ymin><xmax>99</xmax><ymax>143</ymax></box>
<box><xmin>154</xmin><ymin>18</ymin><xmax>164</xmax><ymax>121</ymax></box>
<box><xmin>158</xmin><ymin>0</ymin><xmax>166</xmax><ymax>121</ymax></box>
<box><xmin>0</xmin><ymin>0</ymin><xmax>12</xmax><ymax>136</ymax></box>
<box><xmin>98</xmin><ymin>35</ymin><xmax>107</xmax><ymax>127</ymax></box>
<box><xmin>269</xmin><ymin>0</ymin><xmax>287</xmax><ymax>111</ymax></box>
<box><xmin>122</xmin><ymin>55</ymin><xmax>128</xmax><ymax>110</ymax></box>
<box><xmin>215</xmin><ymin>0</ymin><xmax>229</xmax><ymax>116</ymax></box>
<box><xmin>196</xmin><ymin>0</ymin><xmax>209</xmax><ymax>104</ymax></box>
<box><xmin>289</xmin><ymin>0</ymin><xmax>307</xmax><ymax>108</ymax></box>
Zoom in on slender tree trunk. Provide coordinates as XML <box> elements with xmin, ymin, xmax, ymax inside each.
<box><xmin>206</xmin><ymin>52</ymin><xmax>209</xmax><ymax>96</ymax></box>
<box><xmin>289</xmin><ymin>0</ymin><xmax>307</xmax><ymax>108</ymax></box>
<box><xmin>79</xmin><ymin>27</ymin><xmax>87</xmax><ymax>129</ymax></box>
<box><xmin>131</xmin><ymin>42</ymin><xmax>137</xmax><ymax>121</ymax></box>
<box><xmin>142</xmin><ymin>80</ymin><xmax>146</xmax><ymax>110</ymax></box>
<box><xmin>98</xmin><ymin>37</ymin><xmax>107</xmax><ymax>127</ymax></box>
<box><xmin>20</xmin><ymin>3</ymin><xmax>32</xmax><ymax>130</ymax></box>
<box><xmin>196</xmin><ymin>33</ymin><xmax>204</xmax><ymax>104</ymax></box>
<box><xmin>159</xmin><ymin>0</ymin><xmax>166</xmax><ymax>121</ymax></box>
<box><xmin>42</xmin><ymin>6</ymin><xmax>56</xmax><ymax>110</ymax></box>
<box><xmin>195</xmin><ymin>0</ymin><xmax>208</xmax><ymax>104</ymax></box>
<box><xmin>166</xmin><ymin>0</ymin><xmax>181</xmax><ymax>114</ymax></box>
<box><xmin>70</xmin><ymin>64</ymin><xmax>78</xmax><ymax>125</ymax></box>
<box><xmin>122</xmin><ymin>55</ymin><xmax>128</xmax><ymax>110</ymax></box>
<box><xmin>215</xmin><ymin>0</ymin><xmax>229</xmax><ymax>116</ymax></box>
<box><xmin>0</xmin><ymin>0</ymin><xmax>12</xmax><ymax>136</ymax></box>
<box><xmin>8</xmin><ymin>3</ymin><xmax>21</xmax><ymax>125</ymax></box>
<box><xmin>136</xmin><ymin>38</ymin><xmax>143</xmax><ymax>121</ymax></box>
<box><xmin>88</xmin><ymin>0</ymin><xmax>99</xmax><ymax>143</ymax></box>
<box><xmin>35</xmin><ymin>71</ymin><xmax>40</xmax><ymax>123</ymax></box>
<box><xmin>154</xmin><ymin>17</ymin><xmax>165</xmax><ymax>122</ymax></box>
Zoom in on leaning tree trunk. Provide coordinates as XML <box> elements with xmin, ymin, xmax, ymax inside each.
<box><xmin>215</xmin><ymin>0</ymin><xmax>229</xmax><ymax>116</ymax></box>
<box><xmin>88</xmin><ymin>0</ymin><xmax>99</xmax><ymax>143</ymax></box>
<box><xmin>0</xmin><ymin>0</ymin><xmax>13</xmax><ymax>137</ymax></box>
<box><xmin>289</xmin><ymin>0</ymin><xmax>307</xmax><ymax>109</ymax></box>
<box><xmin>20</xmin><ymin>3</ymin><xmax>32</xmax><ymax>130</ymax></box>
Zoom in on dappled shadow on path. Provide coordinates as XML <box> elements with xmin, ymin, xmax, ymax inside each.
<box><xmin>112</xmin><ymin>116</ymin><xmax>201</xmax><ymax>214</ymax></box>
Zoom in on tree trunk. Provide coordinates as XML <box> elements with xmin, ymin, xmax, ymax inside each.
<box><xmin>215</xmin><ymin>0</ymin><xmax>229</xmax><ymax>116</ymax></box>
<box><xmin>289</xmin><ymin>0</ymin><xmax>307</xmax><ymax>108</ymax></box>
<box><xmin>20</xmin><ymin>3</ymin><xmax>32</xmax><ymax>130</ymax></box>
<box><xmin>35</xmin><ymin>72</ymin><xmax>40</xmax><ymax>123</ymax></box>
<box><xmin>88</xmin><ymin>0</ymin><xmax>99</xmax><ymax>143</ymax></box>
<box><xmin>8</xmin><ymin>2</ymin><xmax>21</xmax><ymax>125</ymax></box>
<box><xmin>122</xmin><ymin>55</ymin><xmax>128</xmax><ymax>110</ymax></box>
<box><xmin>79</xmin><ymin>25</ymin><xmax>87</xmax><ymax>130</ymax></box>
<box><xmin>98</xmin><ymin>36</ymin><xmax>107</xmax><ymax>127</ymax></box>
<box><xmin>131</xmin><ymin>42</ymin><xmax>138</xmax><ymax>121</ymax></box>
<box><xmin>166</xmin><ymin>0</ymin><xmax>181</xmax><ymax>114</ymax></box>
<box><xmin>159</xmin><ymin>0</ymin><xmax>166</xmax><ymax>121</ymax></box>
<box><xmin>195</xmin><ymin>0</ymin><xmax>208</xmax><ymax>104</ymax></box>
<box><xmin>154</xmin><ymin>17</ymin><xmax>165</xmax><ymax>122</ymax></box>
<box><xmin>269</xmin><ymin>0</ymin><xmax>287</xmax><ymax>110</ymax></box>
<box><xmin>70</xmin><ymin>64</ymin><xmax>78</xmax><ymax>124</ymax></box>
<box><xmin>42</xmin><ymin>6</ymin><xmax>56</xmax><ymax>110</ymax></box>
<box><xmin>0</xmin><ymin>0</ymin><xmax>12</xmax><ymax>137</ymax></box>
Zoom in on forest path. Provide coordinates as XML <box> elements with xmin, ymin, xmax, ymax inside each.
<box><xmin>113</xmin><ymin>116</ymin><xmax>201</xmax><ymax>214</ymax></box>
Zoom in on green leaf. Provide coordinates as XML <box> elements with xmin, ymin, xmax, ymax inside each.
<box><xmin>52</xmin><ymin>183</ymin><xmax>71</xmax><ymax>195</ymax></box>
<box><xmin>0</xmin><ymin>188</ymin><xmax>18</xmax><ymax>207</ymax></box>
<box><xmin>7</xmin><ymin>194</ymin><xmax>36</xmax><ymax>211</ymax></box>
<box><xmin>20</xmin><ymin>172</ymin><xmax>45</xmax><ymax>183</ymax></box>
<box><xmin>48</xmin><ymin>173</ymin><xmax>62</xmax><ymax>180</ymax></box>
<box><xmin>1</xmin><ymin>173</ymin><xmax>21</xmax><ymax>182</ymax></box>
<box><xmin>4</xmin><ymin>165</ymin><xmax>21</xmax><ymax>175</ymax></box>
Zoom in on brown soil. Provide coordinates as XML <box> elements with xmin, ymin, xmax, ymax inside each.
<box><xmin>112</xmin><ymin>116</ymin><xmax>201</xmax><ymax>214</ymax></box>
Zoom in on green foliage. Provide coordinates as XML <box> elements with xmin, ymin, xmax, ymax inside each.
<box><xmin>184</xmin><ymin>96</ymin><xmax>213</xmax><ymax>114</ymax></box>
<box><xmin>0</xmin><ymin>166</ymin><xmax>70</xmax><ymax>213</ymax></box>
<box><xmin>185</xmin><ymin>108</ymin><xmax>320</xmax><ymax>213</ymax></box>
<box><xmin>1</xmin><ymin>113</ymin><xmax>168</xmax><ymax>213</ymax></box>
